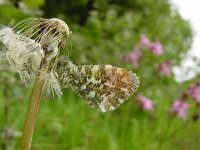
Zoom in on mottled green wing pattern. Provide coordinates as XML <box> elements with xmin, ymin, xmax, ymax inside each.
<box><xmin>67</xmin><ymin>65</ymin><xmax>139</xmax><ymax>112</ymax></box>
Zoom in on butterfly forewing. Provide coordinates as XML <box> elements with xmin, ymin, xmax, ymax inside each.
<box><xmin>67</xmin><ymin>65</ymin><xmax>139</xmax><ymax>112</ymax></box>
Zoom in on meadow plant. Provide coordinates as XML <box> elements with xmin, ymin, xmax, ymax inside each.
<box><xmin>138</xmin><ymin>94</ymin><xmax>154</xmax><ymax>111</ymax></box>
<box><xmin>159</xmin><ymin>60</ymin><xmax>172</xmax><ymax>76</ymax></box>
<box><xmin>126</xmin><ymin>34</ymin><xmax>200</xmax><ymax>121</ymax></box>
<box><xmin>140</xmin><ymin>34</ymin><xmax>164</xmax><ymax>57</ymax></box>
<box><xmin>187</xmin><ymin>80</ymin><xmax>200</xmax><ymax>104</ymax></box>
<box><xmin>149</xmin><ymin>39</ymin><xmax>164</xmax><ymax>56</ymax></box>
<box><xmin>140</xmin><ymin>34</ymin><xmax>151</xmax><ymax>47</ymax></box>
<box><xmin>170</xmin><ymin>99</ymin><xmax>189</xmax><ymax>120</ymax></box>
<box><xmin>123</xmin><ymin>48</ymin><xmax>143</xmax><ymax>67</ymax></box>
<box><xmin>123</xmin><ymin>34</ymin><xmax>200</xmax><ymax>122</ymax></box>
<box><xmin>170</xmin><ymin>80</ymin><xmax>200</xmax><ymax>120</ymax></box>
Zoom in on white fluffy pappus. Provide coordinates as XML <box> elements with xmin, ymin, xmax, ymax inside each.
<box><xmin>42</xmin><ymin>71</ymin><xmax>63</xmax><ymax>97</ymax></box>
<box><xmin>0</xmin><ymin>26</ymin><xmax>44</xmax><ymax>72</ymax></box>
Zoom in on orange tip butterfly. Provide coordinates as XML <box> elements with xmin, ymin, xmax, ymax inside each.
<box><xmin>58</xmin><ymin>58</ymin><xmax>140</xmax><ymax>112</ymax></box>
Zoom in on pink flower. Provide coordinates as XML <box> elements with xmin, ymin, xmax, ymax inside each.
<box><xmin>188</xmin><ymin>82</ymin><xmax>200</xmax><ymax>104</ymax></box>
<box><xmin>123</xmin><ymin>49</ymin><xmax>142</xmax><ymax>67</ymax></box>
<box><xmin>129</xmin><ymin>49</ymin><xmax>142</xmax><ymax>67</ymax></box>
<box><xmin>138</xmin><ymin>95</ymin><xmax>154</xmax><ymax>111</ymax></box>
<box><xmin>159</xmin><ymin>60</ymin><xmax>171</xmax><ymax>76</ymax></box>
<box><xmin>170</xmin><ymin>99</ymin><xmax>189</xmax><ymax>120</ymax></box>
<box><xmin>150</xmin><ymin>39</ymin><xmax>164</xmax><ymax>56</ymax></box>
<box><xmin>140</xmin><ymin>34</ymin><xmax>151</xmax><ymax>47</ymax></box>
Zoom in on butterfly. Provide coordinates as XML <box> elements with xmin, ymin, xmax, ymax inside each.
<box><xmin>58</xmin><ymin>59</ymin><xmax>140</xmax><ymax>112</ymax></box>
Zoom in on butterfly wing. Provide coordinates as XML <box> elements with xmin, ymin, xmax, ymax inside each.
<box><xmin>67</xmin><ymin>65</ymin><xmax>140</xmax><ymax>112</ymax></box>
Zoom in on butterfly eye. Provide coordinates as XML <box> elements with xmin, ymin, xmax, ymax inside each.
<box><xmin>64</xmin><ymin>65</ymin><xmax>139</xmax><ymax>112</ymax></box>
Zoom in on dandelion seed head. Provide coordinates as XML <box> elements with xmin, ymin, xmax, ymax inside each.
<box><xmin>0</xmin><ymin>18</ymin><xmax>71</xmax><ymax>95</ymax></box>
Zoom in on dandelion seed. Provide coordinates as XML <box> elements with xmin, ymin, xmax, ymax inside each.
<box><xmin>43</xmin><ymin>71</ymin><xmax>63</xmax><ymax>97</ymax></box>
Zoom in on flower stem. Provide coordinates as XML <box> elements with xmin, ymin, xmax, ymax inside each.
<box><xmin>19</xmin><ymin>67</ymin><xmax>48</xmax><ymax>150</ymax></box>
<box><xmin>2</xmin><ymin>78</ymin><xmax>9</xmax><ymax>150</ymax></box>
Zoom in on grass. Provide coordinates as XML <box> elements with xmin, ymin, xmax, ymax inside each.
<box><xmin>0</xmin><ymin>87</ymin><xmax>200</xmax><ymax>150</ymax></box>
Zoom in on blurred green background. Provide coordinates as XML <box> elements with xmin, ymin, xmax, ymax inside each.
<box><xmin>0</xmin><ymin>0</ymin><xmax>200</xmax><ymax>150</ymax></box>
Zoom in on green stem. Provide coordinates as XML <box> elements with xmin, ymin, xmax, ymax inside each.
<box><xmin>2</xmin><ymin>79</ymin><xmax>9</xmax><ymax>150</ymax></box>
<box><xmin>19</xmin><ymin>67</ymin><xmax>48</xmax><ymax>150</ymax></box>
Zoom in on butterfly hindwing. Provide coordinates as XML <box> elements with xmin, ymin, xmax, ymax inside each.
<box><xmin>67</xmin><ymin>65</ymin><xmax>139</xmax><ymax>112</ymax></box>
